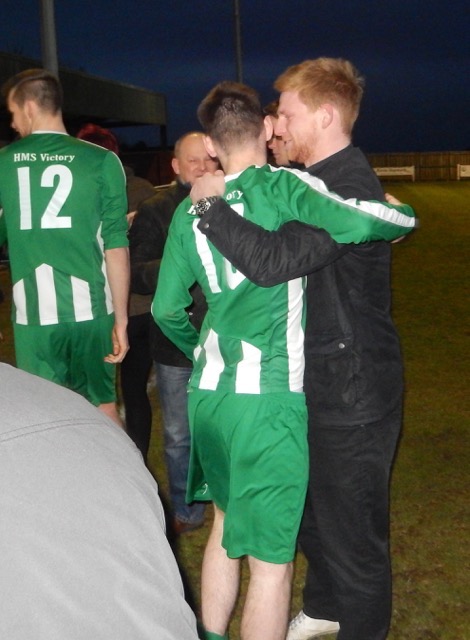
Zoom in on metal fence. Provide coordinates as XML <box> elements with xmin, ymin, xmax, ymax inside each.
<box><xmin>367</xmin><ymin>151</ymin><xmax>470</xmax><ymax>181</ymax></box>
<box><xmin>122</xmin><ymin>149</ymin><xmax>470</xmax><ymax>186</ymax></box>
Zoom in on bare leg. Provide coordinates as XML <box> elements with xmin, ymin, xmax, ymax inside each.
<box><xmin>201</xmin><ymin>504</ymin><xmax>240</xmax><ymax>636</ymax></box>
<box><xmin>98</xmin><ymin>402</ymin><xmax>124</xmax><ymax>428</ymax></box>
<box><xmin>241</xmin><ymin>557</ymin><xmax>293</xmax><ymax>640</ymax></box>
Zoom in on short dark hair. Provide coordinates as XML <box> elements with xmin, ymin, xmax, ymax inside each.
<box><xmin>76</xmin><ymin>123</ymin><xmax>120</xmax><ymax>155</ymax></box>
<box><xmin>263</xmin><ymin>100</ymin><xmax>279</xmax><ymax>118</ymax></box>
<box><xmin>2</xmin><ymin>68</ymin><xmax>63</xmax><ymax>114</ymax></box>
<box><xmin>197</xmin><ymin>81</ymin><xmax>264</xmax><ymax>151</ymax></box>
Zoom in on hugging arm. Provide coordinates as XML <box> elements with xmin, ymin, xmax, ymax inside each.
<box><xmin>198</xmin><ymin>200</ymin><xmax>348</xmax><ymax>287</ymax></box>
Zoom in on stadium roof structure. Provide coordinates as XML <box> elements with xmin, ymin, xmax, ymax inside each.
<box><xmin>0</xmin><ymin>51</ymin><xmax>167</xmax><ymax>145</ymax></box>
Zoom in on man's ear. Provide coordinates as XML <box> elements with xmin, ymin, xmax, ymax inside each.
<box><xmin>24</xmin><ymin>99</ymin><xmax>37</xmax><ymax>123</ymax></box>
<box><xmin>320</xmin><ymin>103</ymin><xmax>334</xmax><ymax>128</ymax></box>
<box><xmin>263</xmin><ymin>115</ymin><xmax>274</xmax><ymax>142</ymax></box>
<box><xmin>171</xmin><ymin>156</ymin><xmax>180</xmax><ymax>176</ymax></box>
<box><xmin>203</xmin><ymin>135</ymin><xmax>218</xmax><ymax>159</ymax></box>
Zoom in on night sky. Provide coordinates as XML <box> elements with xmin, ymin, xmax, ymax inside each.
<box><xmin>1</xmin><ymin>0</ymin><xmax>469</xmax><ymax>152</ymax></box>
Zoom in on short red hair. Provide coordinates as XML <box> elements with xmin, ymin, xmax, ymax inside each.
<box><xmin>76</xmin><ymin>123</ymin><xmax>119</xmax><ymax>154</ymax></box>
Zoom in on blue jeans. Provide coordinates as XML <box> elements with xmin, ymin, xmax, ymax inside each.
<box><xmin>155</xmin><ymin>362</ymin><xmax>205</xmax><ymax>525</ymax></box>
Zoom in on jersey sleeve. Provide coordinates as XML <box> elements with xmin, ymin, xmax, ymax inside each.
<box><xmin>197</xmin><ymin>167</ymin><xmax>416</xmax><ymax>287</ymax></box>
<box><xmin>152</xmin><ymin>209</ymin><xmax>200</xmax><ymax>361</ymax></box>
<box><xmin>275</xmin><ymin>169</ymin><xmax>417</xmax><ymax>243</ymax></box>
<box><xmin>0</xmin><ymin>209</ymin><xmax>6</xmax><ymax>247</ymax></box>
<box><xmin>100</xmin><ymin>152</ymin><xmax>129</xmax><ymax>250</ymax></box>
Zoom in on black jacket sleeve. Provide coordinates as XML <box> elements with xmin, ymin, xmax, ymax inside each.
<box><xmin>197</xmin><ymin>199</ymin><xmax>349</xmax><ymax>287</ymax></box>
<box><xmin>128</xmin><ymin>186</ymin><xmax>186</xmax><ymax>295</ymax></box>
<box><xmin>128</xmin><ymin>201</ymin><xmax>165</xmax><ymax>295</ymax></box>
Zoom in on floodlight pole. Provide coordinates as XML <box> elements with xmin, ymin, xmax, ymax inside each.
<box><xmin>233</xmin><ymin>0</ymin><xmax>243</xmax><ymax>82</ymax></box>
<box><xmin>40</xmin><ymin>0</ymin><xmax>59</xmax><ymax>76</ymax></box>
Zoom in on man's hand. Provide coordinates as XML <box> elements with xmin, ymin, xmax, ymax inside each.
<box><xmin>385</xmin><ymin>193</ymin><xmax>408</xmax><ymax>243</ymax></box>
<box><xmin>190</xmin><ymin>170</ymin><xmax>225</xmax><ymax>203</ymax></box>
<box><xmin>104</xmin><ymin>321</ymin><xmax>129</xmax><ymax>364</ymax></box>
<box><xmin>385</xmin><ymin>192</ymin><xmax>402</xmax><ymax>205</ymax></box>
<box><xmin>126</xmin><ymin>210</ymin><xmax>137</xmax><ymax>227</ymax></box>
<box><xmin>104</xmin><ymin>246</ymin><xmax>130</xmax><ymax>361</ymax></box>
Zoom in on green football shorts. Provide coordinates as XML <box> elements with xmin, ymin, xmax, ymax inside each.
<box><xmin>13</xmin><ymin>314</ymin><xmax>116</xmax><ymax>406</ymax></box>
<box><xmin>187</xmin><ymin>389</ymin><xmax>308</xmax><ymax>564</ymax></box>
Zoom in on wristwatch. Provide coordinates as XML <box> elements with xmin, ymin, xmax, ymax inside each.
<box><xmin>194</xmin><ymin>196</ymin><xmax>221</xmax><ymax>217</ymax></box>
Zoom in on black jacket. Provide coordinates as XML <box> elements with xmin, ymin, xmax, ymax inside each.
<box><xmin>198</xmin><ymin>146</ymin><xmax>403</xmax><ymax>426</ymax></box>
<box><xmin>129</xmin><ymin>180</ymin><xmax>207</xmax><ymax>367</ymax></box>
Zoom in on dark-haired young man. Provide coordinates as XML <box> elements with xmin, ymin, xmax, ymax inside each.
<box><xmin>0</xmin><ymin>69</ymin><xmax>129</xmax><ymax>425</ymax></box>
<box><xmin>188</xmin><ymin>58</ymin><xmax>411</xmax><ymax>640</ymax></box>
<box><xmin>153</xmin><ymin>80</ymin><xmax>415</xmax><ymax>640</ymax></box>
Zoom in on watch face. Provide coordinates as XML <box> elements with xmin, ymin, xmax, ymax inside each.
<box><xmin>195</xmin><ymin>199</ymin><xmax>209</xmax><ymax>216</ymax></box>
<box><xmin>196</xmin><ymin>196</ymin><xmax>218</xmax><ymax>217</ymax></box>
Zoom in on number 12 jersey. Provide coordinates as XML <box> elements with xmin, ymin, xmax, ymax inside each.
<box><xmin>0</xmin><ymin>132</ymin><xmax>128</xmax><ymax>326</ymax></box>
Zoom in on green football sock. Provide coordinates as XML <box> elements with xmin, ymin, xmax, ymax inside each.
<box><xmin>204</xmin><ymin>632</ymin><xmax>229</xmax><ymax>640</ymax></box>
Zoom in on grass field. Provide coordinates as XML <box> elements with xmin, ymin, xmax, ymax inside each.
<box><xmin>0</xmin><ymin>181</ymin><xmax>469</xmax><ymax>638</ymax></box>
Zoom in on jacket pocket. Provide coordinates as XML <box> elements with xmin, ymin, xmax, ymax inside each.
<box><xmin>306</xmin><ymin>338</ymin><xmax>358</xmax><ymax>409</ymax></box>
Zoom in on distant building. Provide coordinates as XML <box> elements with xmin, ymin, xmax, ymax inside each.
<box><xmin>0</xmin><ymin>51</ymin><xmax>168</xmax><ymax>147</ymax></box>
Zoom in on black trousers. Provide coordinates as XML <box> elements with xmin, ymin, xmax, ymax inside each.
<box><xmin>120</xmin><ymin>313</ymin><xmax>153</xmax><ymax>461</ymax></box>
<box><xmin>298</xmin><ymin>404</ymin><xmax>402</xmax><ymax>640</ymax></box>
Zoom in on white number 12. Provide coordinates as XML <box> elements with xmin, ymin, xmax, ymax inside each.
<box><xmin>18</xmin><ymin>164</ymin><xmax>73</xmax><ymax>230</ymax></box>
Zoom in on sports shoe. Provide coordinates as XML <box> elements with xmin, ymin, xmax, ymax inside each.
<box><xmin>287</xmin><ymin>610</ymin><xmax>340</xmax><ymax>639</ymax></box>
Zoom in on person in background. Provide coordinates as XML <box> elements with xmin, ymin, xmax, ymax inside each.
<box><xmin>263</xmin><ymin>100</ymin><xmax>291</xmax><ymax>167</ymax></box>
<box><xmin>76</xmin><ymin>123</ymin><xmax>154</xmax><ymax>226</ymax></box>
<box><xmin>129</xmin><ymin>132</ymin><xmax>218</xmax><ymax>533</ymax></box>
<box><xmin>188</xmin><ymin>58</ymin><xmax>411</xmax><ymax>640</ymax></box>
<box><xmin>0</xmin><ymin>362</ymin><xmax>199</xmax><ymax>640</ymax></box>
<box><xmin>76</xmin><ymin>123</ymin><xmax>156</xmax><ymax>461</ymax></box>
<box><xmin>0</xmin><ymin>69</ymin><xmax>129</xmax><ymax>426</ymax></box>
<box><xmin>153</xmin><ymin>81</ymin><xmax>415</xmax><ymax>640</ymax></box>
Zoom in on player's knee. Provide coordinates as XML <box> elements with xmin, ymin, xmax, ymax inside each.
<box><xmin>247</xmin><ymin>556</ymin><xmax>293</xmax><ymax>582</ymax></box>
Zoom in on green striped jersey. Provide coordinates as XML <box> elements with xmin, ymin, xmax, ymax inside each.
<box><xmin>153</xmin><ymin>164</ymin><xmax>416</xmax><ymax>395</ymax></box>
<box><xmin>0</xmin><ymin>132</ymin><xmax>128</xmax><ymax>326</ymax></box>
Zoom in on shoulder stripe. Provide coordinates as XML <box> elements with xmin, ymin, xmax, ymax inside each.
<box><xmin>280</xmin><ymin>166</ymin><xmax>416</xmax><ymax>229</ymax></box>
